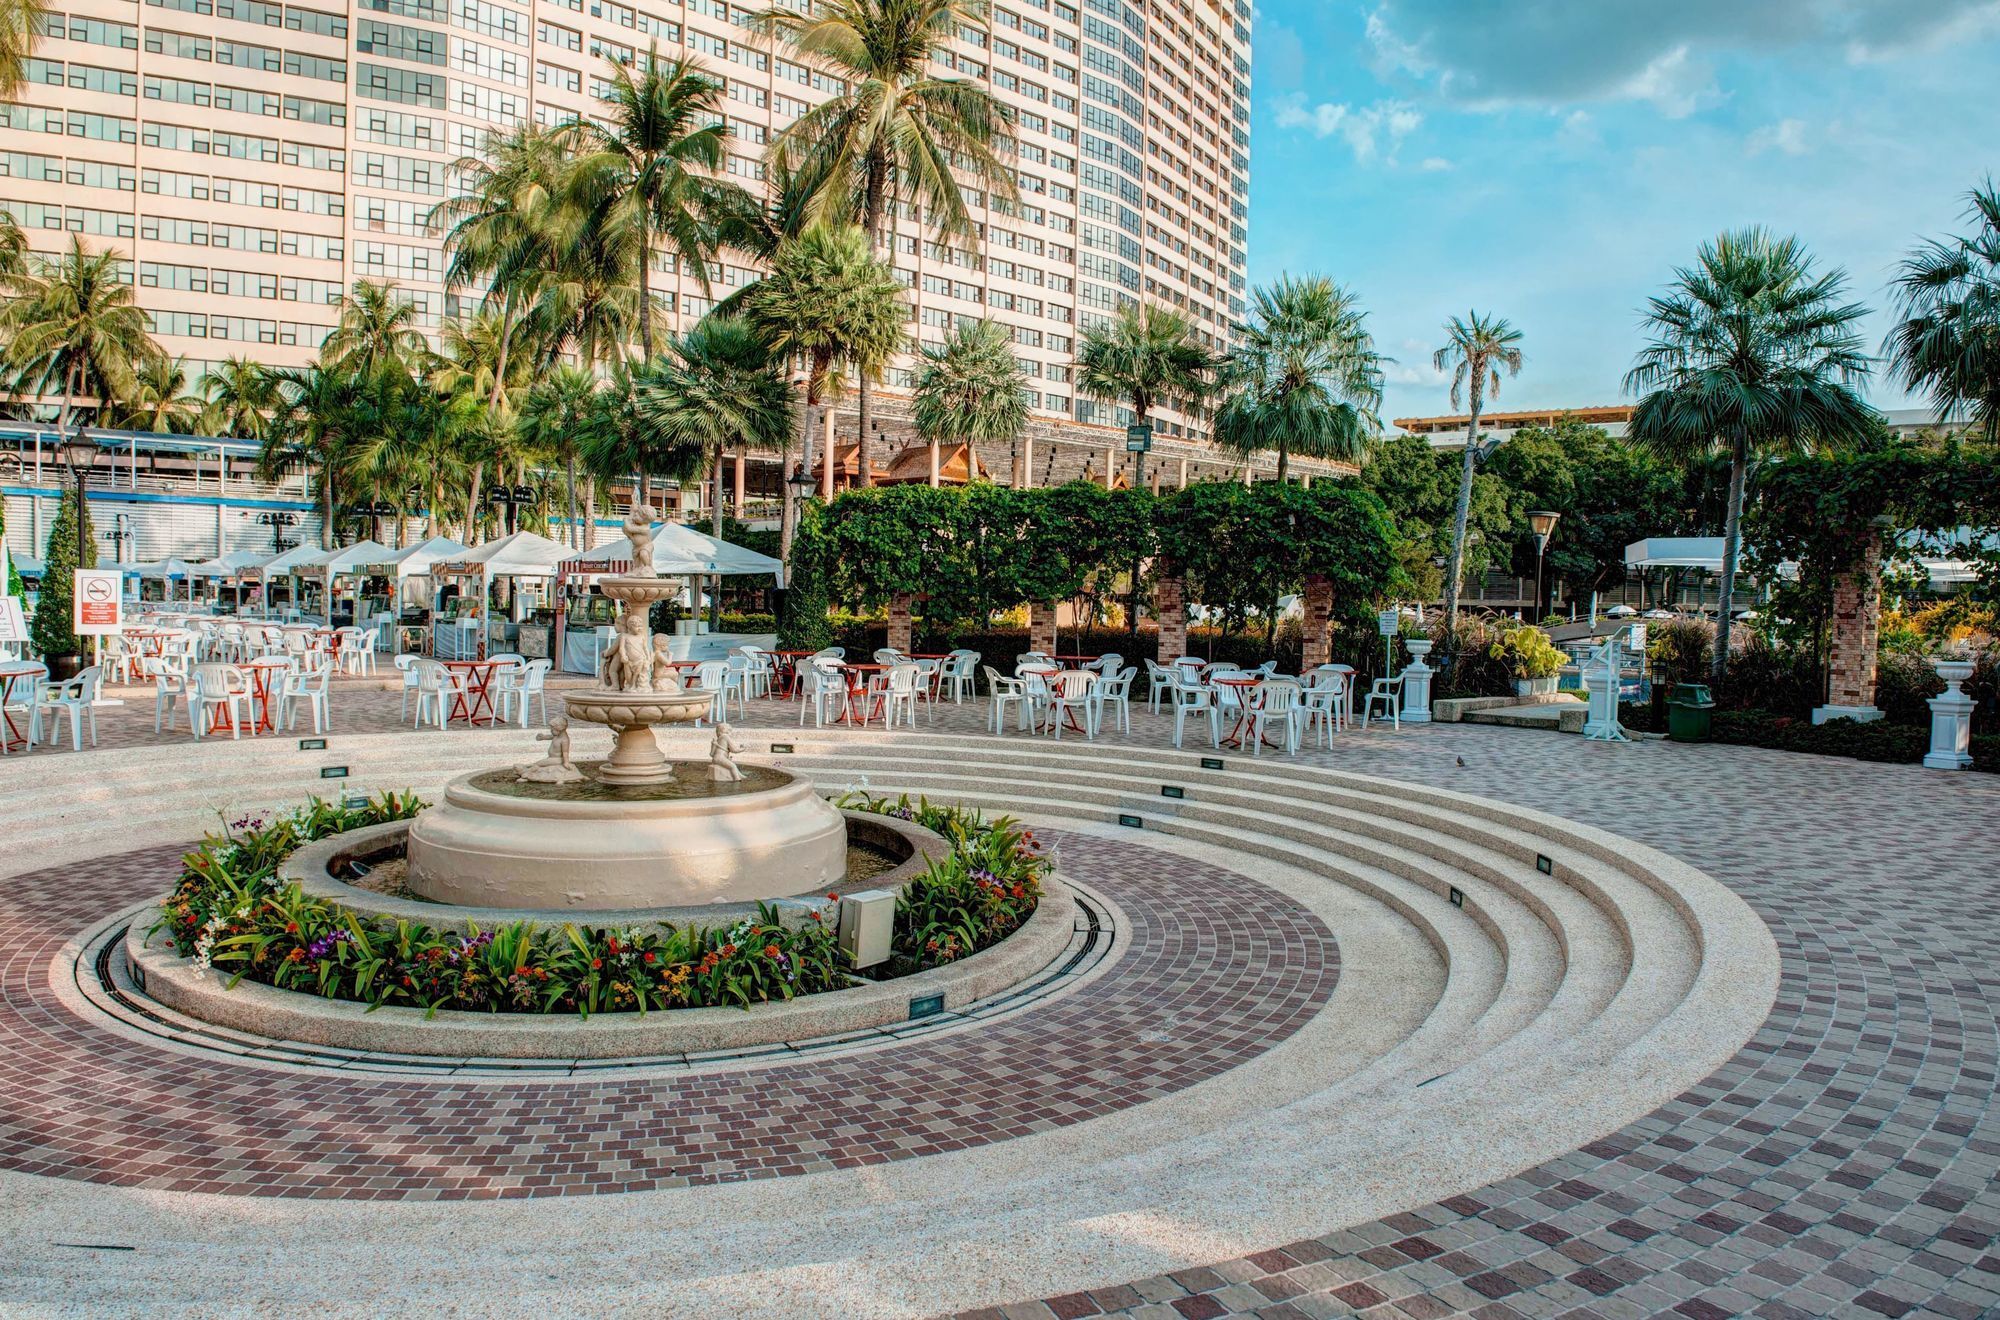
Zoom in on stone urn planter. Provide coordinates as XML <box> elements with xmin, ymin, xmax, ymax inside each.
<box><xmin>1512</xmin><ymin>675</ymin><xmax>1559</xmax><ymax>698</ymax></box>
<box><xmin>1923</xmin><ymin>657</ymin><xmax>1978</xmax><ymax>770</ymax></box>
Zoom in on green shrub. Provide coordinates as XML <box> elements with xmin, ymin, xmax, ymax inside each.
<box><xmin>1709</xmin><ymin>710</ymin><xmax>1928</xmax><ymax>764</ymax></box>
<box><xmin>1430</xmin><ymin>617</ymin><xmax>1515</xmax><ymax>699</ymax></box>
<box><xmin>1488</xmin><ymin>625</ymin><xmax>1565</xmax><ymax>680</ymax></box>
<box><xmin>30</xmin><ymin>490</ymin><xmax>95</xmax><ymax>659</ymax></box>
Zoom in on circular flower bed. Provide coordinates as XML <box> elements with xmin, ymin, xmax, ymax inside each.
<box><xmin>155</xmin><ymin>790</ymin><xmax>1048</xmax><ymax>1018</ymax></box>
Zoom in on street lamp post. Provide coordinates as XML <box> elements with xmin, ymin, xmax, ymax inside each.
<box><xmin>256</xmin><ymin>510</ymin><xmax>298</xmax><ymax>553</ymax></box>
<box><xmin>1527</xmin><ymin>509</ymin><xmax>1561</xmax><ymax>622</ymax></box>
<box><xmin>488</xmin><ymin>483</ymin><xmax>534</xmax><ymax>536</ymax></box>
<box><xmin>781</xmin><ymin>462</ymin><xmax>815</xmax><ymax>597</ymax></box>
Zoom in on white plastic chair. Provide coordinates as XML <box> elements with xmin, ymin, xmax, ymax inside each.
<box><xmin>1299</xmin><ymin>668</ymin><xmax>1350</xmax><ymax>747</ymax></box>
<box><xmin>873</xmin><ymin>662</ymin><xmax>922</xmax><ymax>729</ymax></box>
<box><xmin>1088</xmin><ymin>652</ymin><xmax>1123</xmax><ymax>675</ymax></box>
<box><xmin>1245</xmin><ymin>680</ymin><xmax>1303</xmax><ymax>757</ymax></box>
<box><xmin>411</xmin><ymin>659</ymin><xmax>464</xmax><ymax>731</ymax></box>
<box><xmin>872</xmin><ymin>647</ymin><xmax>906</xmax><ymax>666</ymax></box>
<box><xmin>692</xmin><ymin>659</ymin><xmax>740</xmax><ymax>725</ymax></box>
<box><xmin>0</xmin><ymin>662</ymin><xmax>48</xmax><ymax>756</ymax></box>
<box><xmin>29</xmin><ymin>665</ymin><xmax>101</xmax><ymax>750</ymax></box>
<box><xmin>1362</xmin><ymin>673</ymin><xmax>1404</xmax><ymax>730</ymax></box>
<box><xmin>394</xmin><ymin>653</ymin><xmax>423</xmax><ymax>719</ymax></box>
<box><xmin>734</xmin><ymin>645</ymin><xmax>775</xmax><ymax>699</ymax></box>
<box><xmin>277</xmin><ymin>661</ymin><xmax>333</xmax><ymax>734</ymax></box>
<box><xmin>153</xmin><ymin>654</ymin><xmax>191</xmax><ymax>733</ymax></box>
<box><xmin>1143</xmin><ymin>658</ymin><xmax>1176</xmax><ymax>712</ymax></box>
<box><xmin>983</xmin><ymin>665</ymin><xmax>1028</xmax><ymax>733</ymax></box>
<box><xmin>1090</xmin><ymin>665</ymin><xmax>1137</xmax><ymax>737</ymax></box>
<box><xmin>1045</xmin><ymin>670</ymin><xmax>1096</xmax><ymax>740</ymax></box>
<box><xmin>190</xmin><ymin>663</ymin><xmax>252</xmax><ymax>741</ymax></box>
<box><xmin>941</xmin><ymin>650</ymin><xmax>980</xmax><ymax>703</ymax></box>
<box><xmin>799</xmin><ymin>660</ymin><xmax>847</xmax><ymax>727</ymax></box>
<box><xmin>495</xmin><ymin>658</ymin><xmax>551</xmax><ymax>728</ymax></box>
<box><xmin>1171</xmin><ymin>678</ymin><xmax>1219</xmax><ymax>749</ymax></box>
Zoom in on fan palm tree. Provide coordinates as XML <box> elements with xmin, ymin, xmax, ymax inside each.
<box><xmin>1887</xmin><ymin>182</ymin><xmax>2000</xmax><ymax>446</ymax></box>
<box><xmin>1075</xmin><ymin>302</ymin><xmax>1212</xmax><ymax>486</ymax></box>
<box><xmin>322</xmin><ymin>280</ymin><xmax>428</xmax><ymax>378</ymax></box>
<box><xmin>911</xmin><ymin>318</ymin><xmax>1025</xmax><ymax>485</ymax></box>
<box><xmin>742</xmin><ymin>222</ymin><xmax>906</xmax><ymax>562</ymax></box>
<box><xmin>118</xmin><ymin>356</ymin><xmax>203</xmax><ymax>433</ymax></box>
<box><xmin>517</xmin><ymin>365</ymin><xmax>599</xmax><ymax>548</ymax></box>
<box><xmin>632</xmin><ymin>316</ymin><xmax>794</xmax><ymax>623</ymax></box>
<box><xmin>199</xmin><ymin>356</ymin><xmax>279</xmax><ymax>440</ymax></box>
<box><xmin>1212</xmin><ymin>276</ymin><xmax>1383</xmax><ymax>484</ymax></box>
<box><xmin>430</xmin><ymin>123</ymin><xmax>568</xmax><ymax>411</ymax></box>
<box><xmin>561</xmin><ymin>46</ymin><xmax>744</xmax><ymax>361</ymax></box>
<box><xmin>0</xmin><ymin>0</ymin><xmax>47</xmax><ymax>99</ymax></box>
<box><xmin>1625</xmin><ymin>228</ymin><xmax>1878</xmax><ymax>682</ymax></box>
<box><xmin>1432</xmin><ymin>311</ymin><xmax>1525</xmax><ymax>627</ymax></box>
<box><xmin>0</xmin><ymin>235</ymin><xmax>165</xmax><ymax>437</ymax></box>
<box><xmin>752</xmin><ymin>0</ymin><xmax>1017</xmax><ymax>485</ymax></box>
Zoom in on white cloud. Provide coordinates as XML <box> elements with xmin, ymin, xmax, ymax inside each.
<box><xmin>1745</xmin><ymin>117</ymin><xmax>1811</xmax><ymax>155</ymax></box>
<box><xmin>1419</xmin><ymin>156</ymin><xmax>1453</xmax><ymax>171</ymax></box>
<box><xmin>1614</xmin><ymin>46</ymin><xmax>1720</xmax><ymax>119</ymax></box>
<box><xmin>1273</xmin><ymin>95</ymin><xmax>1424</xmax><ymax>164</ymax></box>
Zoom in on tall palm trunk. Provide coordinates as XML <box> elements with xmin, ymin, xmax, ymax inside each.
<box><xmin>1275</xmin><ymin>440</ymin><xmax>1290</xmax><ymax>484</ymax></box>
<box><xmin>582</xmin><ymin>475</ymin><xmax>597</xmax><ymax>550</ymax></box>
<box><xmin>1443</xmin><ymin>376</ymin><xmax>1485</xmax><ymax>629</ymax></box>
<box><xmin>856</xmin><ymin>153</ymin><xmax>891</xmax><ymax>488</ymax></box>
<box><xmin>1712</xmin><ymin>433</ymin><xmax>1748</xmax><ymax>684</ymax></box>
<box><xmin>565</xmin><ymin>453</ymin><xmax>579</xmax><ymax>550</ymax></box>
<box><xmin>636</xmin><ymin>211</ymin><xmax>655</xmax><ymax>362</ymax></box>
<box><xmin>467</xmin><ymin>462</ymin><xmax>485</xmax><ymax>544</ymax></box>
<box><xmin>322</xmin><ymin>459</ymin><xmax>335</xmax><ymax>549</ymax></box>
<box><xmin>710</xmin><ymin>446</ymin><xmax>725</xmax><ymax>630</ymax></box>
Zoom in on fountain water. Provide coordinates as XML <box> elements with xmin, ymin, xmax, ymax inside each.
<box><xmin>403</xmin><ymin>504</ymin><xmax>847</xmax><ymax>910</ymax></box>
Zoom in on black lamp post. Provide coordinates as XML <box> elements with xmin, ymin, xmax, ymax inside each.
<box><xmin>58</xmin><ymin>429</ymin><xmax>98</xmax><ymax>572</ymax></box>
<box><xmin>1527</xmin><ymin>509</ymin><xmax>1560</xmax><ymax>622</ymax></box>
<box><xmin>257</xmin><ymin>510</ymin><xmax>298</xmax><ymax>553</ymax></box>
<box><xmin>488</xmin><ymin>483</ymin><xmax>534</xmax><ymax>535</ymax></box>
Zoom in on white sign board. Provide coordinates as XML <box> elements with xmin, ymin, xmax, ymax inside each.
<box><xmin>1377</xmin><ymin>608</ymin><xmax>1399</xmax><ymax>637</ymax></box>
<box><xmin>73</xmin><ymin>568</ymin><xmax>124</xmax><ymax>636</ymax></box>
<box><xmin>0</xmin><ymin>595</ymin><xmax>26</xmax><ymax>645</ymax></box>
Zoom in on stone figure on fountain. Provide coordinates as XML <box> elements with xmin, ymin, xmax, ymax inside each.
<box><xmin>624</xmin><ymin>503</ymin><xmax>658</xmax><ymax>577</ymax></box>
<box><xmin>709</xmin><ymin>723</ymin><xmax>745</xmax><ymax>782</ymax></box>
<box><xmin>600</xmin><ymin>606</ymin><xmax>653</xmax><ymax>694</ymax></box>
<box><xmin>517</xmin><ymin>714</ymin><xmax>584</xmax><ymax>784</ymax></box>
<box><xmin>650</xmin><ymin>635</ymin><xmax>682</xmax><ymax>692</ymax></box>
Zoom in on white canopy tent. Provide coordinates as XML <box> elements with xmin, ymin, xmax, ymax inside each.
<box><xmin>433</xmin><ymin>532</ymin><xmax>570</xmax><ymax>658</ymax></box>
<box><xmin>376</xmin><ymin>535</ymin><xmax>468</xmax><ymax>577</ymax></box>
<box><xmin>558</xmin><ymin>521</ymin><xmax>780</xmax><ymax>579</ymax></box>
<box><xmin>262</xmin><ymin>542</ymin><xmax>332</xmax><ymax>576</ymax></box>
<box><xmin>1626</xmin><ymin>536</ymin><xmax>1971</xmax><ymax>593</ymax></box>
<box><xmin>190</xmin><ymin>549</ymin><xmax>275</xmax><ymax>578</ymax></box>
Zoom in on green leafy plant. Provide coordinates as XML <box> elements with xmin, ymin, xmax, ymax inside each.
<box><xmin>1488</xmin><ymin>625</ymin><xmax>1565</xmax><ymax>680</ymax></box>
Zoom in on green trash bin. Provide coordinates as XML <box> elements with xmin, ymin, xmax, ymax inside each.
<box><xmin>1667</xmin><ymin>683</ymin><xmax>1715</xmax><ymax>742</ymax></box>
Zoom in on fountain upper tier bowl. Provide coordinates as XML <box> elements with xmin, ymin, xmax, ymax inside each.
<box><xmin>404</xmin><ymin>763</ymin><xmax>848</xmax><ymax>910</ymax></box>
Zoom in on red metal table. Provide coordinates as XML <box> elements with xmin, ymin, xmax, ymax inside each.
<box><xmin>240</xmin><ymin>657</ymin><xmax>291</xmax><ymax>734</ymax></box>
<box><xmin>838</xmin><ymin>662</ymin><xmax>888</xmax><ymax>725</ymax></box>
<box><xmin>445</xmin><ymin>659</ymin><xmax>504</xmax><ymax>725</ymax></box>
<box><xmin>1213</xmin><ymin>675</ymin><xmax>1270</xmax><ymax>750</ymax></box>
<box><xmin>767</xmin><ymin>649</ymin><xmax>818</xmax><ymax>699</ymax></box>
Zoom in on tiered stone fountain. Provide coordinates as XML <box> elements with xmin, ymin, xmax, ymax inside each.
<box><xmin>403</xmin><ymin>503</ymin><xmax>847</xmax><ymax>910</ymax></box>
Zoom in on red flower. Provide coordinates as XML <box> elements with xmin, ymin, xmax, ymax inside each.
<box><xmin>284</xmin><ymin>922</ymin><xmax>298</xmax><ymax>934</ymax></box>
<box><xmin>643</xmin><ymin>951</ymin><xmax>657</xmax><ymax>964</ymax></box>
<box><xmin>590</xmin><ymin>958</ymin><xmax>602</xmax><ymax>969</ymax></box>
<box><xmin>763</xmin><ymin>944</ymin><xmax>781</xmax><ymax>959</ymax></box>
<box><xmin>722</xmin><ymin>943</ymin><xmax>737</xmax><ymax>956</ymax></box>
<box><xmin>826</xmin><ymin>893</ymin><xmax>840</xmax><ymax>902</ymax></box>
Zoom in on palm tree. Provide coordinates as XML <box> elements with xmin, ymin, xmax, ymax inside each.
<box><xmin>263</xmin><ymin>363</ymin><xmax>366</xmax><ymax>549</ymax></box>
<box><xmin>742</xmin><ymin>222</ymin><xmax>906</xmax><ymax>562</ymax></box>
<box><xmin>752</xmin><ymin>0</ymin><xmax>1018</xmax><ymax>485</ymax></box>
<box><xmin>632</xmin><ymin>316</ymin><xmax>794</xmax><ymax>624</ymax></box>
<box><xmin>911</xmin><ymin>318</ymin><xmax>1025</xmax><ymax>484</ymax></box>
<box><xmin>517</xmin><ymin>365</ymin><xmax>599</xmax><ymax>548</ymax></box>
<box><xmin>118</xmin><ymin>356</ymin><xmax>202</xmax><ymax>433</ymax></box>
<box><xmin>432</xmin><ymin>311</ymin><xmax>533</xmax><ymax>537</ymax></box>
<box><xmin>430</xmin><ymin>123</ymin><xmax>567</xmax><ymax>410</ymax></box>
<box><xmin>1625</xmin><ymin>228</ymin><xmax>1878</xmax><ymax>682</ymax></box>
<box><xmin>0</xmin><ymin>0</ymin><xmax>48</xmax><ymax>99</ymax></box>
<box><xmin>0</xmin><ymin>209</ymin><xmax>28</xmax><ymax>285</ymax></box>
<box><xmin>1887</xmin><ymin>182</ymin><xmax>2000</xmax><ymax>446</ymax></box>
<box><xmin>322</xmin><ymin>280</ymin><xmax>427</xmax><ymax>378</ymax></box>
<box><xmin>0</xmin><ymin>235</ymin><xmax>165</xmax><ymax>438</ymax></box>
<box><xmin>199</xmin><ymin>356</ymin><xmax>279</xmax><ymax>440</ymax></box>
<box><xmin>1432</xmin><ymin>311</ymin><xmax>1525</xmax><ymax>627</ymax></box>
<box><xmin>1212</xmin><ymin>276</ymin><xmax>1383</xmax><ymax>483</ymax></box>
<box><xmin>1075</xmin><ymin>302</ymin><xmax>1212</xmax><ymax>486</ymax></box>
<box><xmin>523</xmin><ymin>218</ymin><xmax>640</xmax><ymax>373</ymax></box>
<box><xmin>562</xmin><ymin>46</ymin><xmax>744</xmax><ymax>361</ymax></box>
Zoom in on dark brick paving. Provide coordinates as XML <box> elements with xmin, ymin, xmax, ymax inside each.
<box><xmin>960</xmin><ymin>725</ymin><xmax>2000</xmax><ymax>1320</ymax></box>
<box><xmin>0</xmin><ymin>834</ymin><xmax>1333</xmax><ymax>1200</ymax></box>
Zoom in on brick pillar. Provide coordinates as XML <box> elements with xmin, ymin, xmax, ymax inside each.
<box><xmin>1299</xmin><ymin>573</ymin><xmax>1334</xmax><ymax>670</ymax></box>
<box><xmin>1815</xmin><ymin>528</ymin><xmax>1884</xmax><ymax>723</ymax></box>
<box><xmin>1028</xmin><ymin>601</ymin><xmax>1057</xmax><ymax>654</ymax></box>
<box><xmin>887</xmin><ymin>592</ymin><xmax>914</xmax><ymax>653</ymax></box>
<box><xmin>1155</xmin><ymin>576</ymin><xmax>1187</xmax><ymax>661</ymax></box>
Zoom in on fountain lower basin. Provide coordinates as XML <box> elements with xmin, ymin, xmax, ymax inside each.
<box><xmin>405</xmin><ymin>761</ymin><xmax>848</xmax><ymax>910</ymax></box>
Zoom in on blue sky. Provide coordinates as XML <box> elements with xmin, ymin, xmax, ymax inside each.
<box><xmin>1247</xmin><ymin>0</ymin><xmax>2000</xmax><ymax>425</ymax></box>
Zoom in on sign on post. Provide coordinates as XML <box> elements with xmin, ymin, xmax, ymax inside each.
<box><xmin>73</xmin><ymin>568</ymin><xmax>123</xmax><ymax>636</ymax></box>
<box><xmin>0</xmin><ymin>596</ymin><xmax>27</xmax><ymax>646</ymax></box>
<box><xmin>1377</xmin><ymin>609</ymin><xmax>1398</xmax><ymax>636</ymax></box>
<box><xmin>1125</xmin><ymin>423</ymin><xmax>1153</xmax><ymax>453</ymax></box>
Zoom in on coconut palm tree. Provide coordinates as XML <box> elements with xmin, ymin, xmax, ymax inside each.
<box><xmin>1075</xmin><ymin>302</ymin><xmax>1212</xmax><ymax>485</ymax></box>
<box><xmin>0</xmin><ymin>209</ymin><xmax>28</xmax><ymax>285</ymax></box>
<box><xmin>752</xmin><ymin>0</ymin><xmax>1018</xmax><ymax>485</ymax></box>
<box><xmin>1887</xmin><ymin>182</ymin><xmax>2000</xmax><ymax>446</ymax></box>
<box><xmin>1432</xmin><ymin>311</ymin><xmax>1525</xmax><ymax>627</ymax></box>
<box><xmin>1625</xmin><ymin>228</ymin><xmax>1878</xmax><ymax>682</ymax></box>
<box><xmin>118</xmin><ymin>356</ymin><xmax>203</xmax><ymax>433</ymax></box>
<box><xmin>432</xmin><ymin>311</ymin><xmax>534</xmax><ymax>537</ymax></box>
<box><xmin>632</xmin><ymin>316</ymin><xmax>795</xmax><ymax>624</ymax></box>
<box><xmin>1212</xmin><ymin>276</ymin><xmax>1383</xmax><ymax>483</ymax></box>
<box><xmin>0</xmin><ymin>0</ymin><xmax>47</xmax><ymax>99</ymax></box>
<box><xmin>522</xmin><ymin>218</ymin><xmax>641</xmax><ymax>373</ymax></box>
<box><xmin>561</xmin><ymin>46</ymin><xmax>745</xmax><ymax>361</ymax></box>
<box><xmin>262</xmin><ymin>363</ymin><xmax>367</xmax><ymax>549</ymax></box>
<box><xmin>0</xmin><ymin>236</ymin><xmax>165</xmax><ymax>437</ymax></box>
<box><xmin>742</xmin><ymin>222</ymin><xmax>906</xmax><ymax>562</ymax></box>
<box><xmin>430</xmin><ymin>123</ymin><xmax>568</xmax><ymax>410</ymax></box>
<box><xmin>322</xmin><ymin>280</ymin><xmax>428</xmax><ymax>378</ymax></box>
<box><xmin>911</xmin><ymin>318</ymin><xmax>1025</xmax><ymax>485</ymax></box>
<box><xmin>517</xmin><ymin>365</ymin><xmax>599</xmax><ymax>549</ymax></box>
<box><xmin>199</xmin><ymin>356</ymin><xmax>280</xmax><ymax>440</ymax></box>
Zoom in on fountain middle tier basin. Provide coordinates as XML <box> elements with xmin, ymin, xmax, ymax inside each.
<box><xmin>404</xmin><ymin>763</ymin><xmax>848</xmax><ymax>909</ymax></box>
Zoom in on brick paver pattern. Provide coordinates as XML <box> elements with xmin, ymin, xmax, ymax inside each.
<box><xmin>0</xmin><ymin>834</ymin><xmax>1332</xmax><ymax>1200</ymax></box>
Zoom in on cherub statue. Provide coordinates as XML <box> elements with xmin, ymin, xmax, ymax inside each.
<box><xmin>650</xmin><ymin>635</ymin><xmax>683</xmax><ymax>692</ymax></box>
<box><xmin>599</xmin><ymin>606</ymin><xmax>653</xmax><ymax>693</ymax></box>
<box><xmin>708</xmin><ymin>722</ymin><xmax>745</xmax><ymax>783</ymax></box>
<box><xmin>624</xmin><ymin>502</ymin><xmax>659</xmax><ymax>577</ymax></box>
<box><xmin>518</xmin><ymin>714</ymin><xmax>584</xmax><ymax>784</ymax></box>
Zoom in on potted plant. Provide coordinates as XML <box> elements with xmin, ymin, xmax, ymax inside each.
<box><xmin>30</xmin><ymin>494</ymin><xmax>94</xmax><ymax>681</ymax></box>
<box><xmin>1489</xmin><ymin>624</ymin><xmax>1565</xmax><ymax>697</ymax></box>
